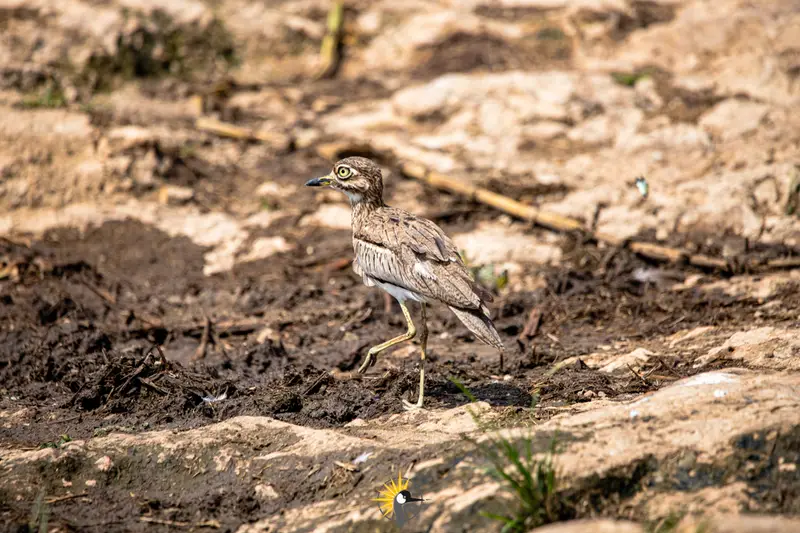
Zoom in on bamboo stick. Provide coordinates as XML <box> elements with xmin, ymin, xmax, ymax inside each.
<box><xmin>186</xmin><ymin>125</ymin><xmax>798</xmax><ymax>274</ymax></box>
<box><xmin>400</xmin><ymin>162</ymin><xmax>735</xmax><ymax>271</ymax></box>
<box><xmin>195</xmin><ymin>117</ymin><xmax>292</xmax><ymax>151</ymax></box>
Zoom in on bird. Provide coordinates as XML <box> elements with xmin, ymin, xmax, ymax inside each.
<box><xmin>305</xmin><ymin>156</ymin><xmax>504</xmax><ymax>410</ymax></box>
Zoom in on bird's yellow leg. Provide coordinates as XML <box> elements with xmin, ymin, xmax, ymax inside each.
<box><xmin>358</xmin><ymin>300</ymin><xmax>416</xmax><ymax>373</ymax></box>
<box><xmin>403</xmin><ymin>303</ymin><xmax>427</xmax><ymax>411</ymax></box>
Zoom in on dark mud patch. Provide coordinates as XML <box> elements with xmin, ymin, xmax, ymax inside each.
<box><xmin>75</xmin><ymin>10</ymin><xmax>237</xmax><ymax>96</ymax></box>
<box><xmin>4</xmin><ymin>216</ymin><xmax>797</xmax><ymax>448</ymax></box>
<box><xmin>610</xmin><ymin>66</ymin><xmax>724</xmax><ymax>123</ymax></box>
<box><xmin>412</xmin><ymin>28</ymin><xmax>572</xmax><ymax>80</ymax></box>
<box><xmin>571</xmin><ymin>0</ymin><xmax>676</xmax><ymax>43</ymax></box>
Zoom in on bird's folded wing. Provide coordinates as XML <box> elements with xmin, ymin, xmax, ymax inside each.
<box><xmin>353</xmin><ymin>237</ymin><xmax>482</xmax><ymax>310</ymax></box>
<box><xmin>374</xmin><ymin>213</ymin><xmax>463</xmax><ymax>264</ymax></box>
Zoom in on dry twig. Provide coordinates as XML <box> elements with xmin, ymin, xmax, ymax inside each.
<box><xmin>519</xmin><ymin>307</ymin><xmax>542</xmax><ymax>340</ymax></box>
<box><xmin>45</xmin><ymin>492</ymin><xmax>89</xmax><ymax>504</ymax></box>
<box><xmin>195</xmin><ymin>117</ymin><xmax>291</xmax><ymax>151</ymax></box>
<box><xmin>192</xmin><ymin>315</ymin><xmax>212</xmax><ymax>361</ymax></box>
<box><xmin>186</xmin><ymin>123</ymin><xmax>800</xmax><ymax>274</ymax></box>
<box><xmin>334</xmin><ymin>460</ymin><xmax>358</xmax><ymax>472</ymax></box>
<box><xmin>139</xmin><ymin>517</ymin><xmax>220</xmax><ymax>529</ymax></box>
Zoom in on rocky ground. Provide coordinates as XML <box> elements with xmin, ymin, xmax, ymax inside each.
<box><xmin>1</xmin><ymin>0</ymin><xmax>800</xmax><ymax>532</ymax></box>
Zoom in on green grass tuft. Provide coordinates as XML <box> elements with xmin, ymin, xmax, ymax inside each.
<box><xmin>28</xmin><ymin>488</ymin><xmax>49</xmax><ymax>533</ymax></box>
<box><xmin>21</xmin><ymin>83</ymin><xmax>66</xmax><ymax>109</ymax></box>
<box><xmin>646</xmin><ymin>511</ymin><xmax>711</xmax><ymax>533</ymax></box>
<box><xmin>39</xmin><ymin>434</ymin><xmax>72</xmax><ymax>449</ymax></box>
<box><xmin>449</xmin><ymin>376</ymin><xmax>478</xmax><ymax>403</ymax></box>
<box><xmin>470</xmin><ymin>433</ymin><xmax>560</xmax><ymax>532</ymax></box>
<box><xmin>452</xmin><ymin>378</ymin><xmax>561</xmax><ymax>531</ymax></box>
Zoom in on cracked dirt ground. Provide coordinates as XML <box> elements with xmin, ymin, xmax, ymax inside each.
<box><xmin>1</xmin><ymin>0</ymin><xmax>800</xmax><ymax>531</ymax></box>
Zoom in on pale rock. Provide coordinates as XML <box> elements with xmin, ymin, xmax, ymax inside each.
<box><xmin>599</xmin><ymin>348</ymin><xmax>654</xmax><ymax>373</ymax></box>
<box><xmin>568</xmin><ymin>114</ymin><xmax>614</xmax><ymax>145</ymax></box>
<box><xmin>695</xmin><ymin>327</ymin><xmax>800</xmax><ymax>370</ymax></box>
<box><xmin>568</xmin><ymin>108</ymin><xmax>644</xmax><ymax>147</ymax></box>
<box><xmin>623</xmin><ymin>123</ymin><xmax>711</xmax><ymax>153</ymax></box>
<box><xmin>531</xmin><ymin>520</ymin><xmax>643</xmax><ymax>533</ymax></box>
<box><xmin>159</xmin><ymin>185</ymin><xmax>194</xmax><ymax>205</ymax></box>
<box><xmin>453</xmin><ymin>222</ymin><xmax>562</xmax><ymax>265</ymax></box>
<box><xmin>106</xmin><ymin>126</ymin><xmax>155</xmax><ymax>152</ymax></box>
<box><xmin>243</xmin><ymin>210</ymin><xmax>285</xmax><ymax>229</ymax></box>
<box><xmin>300</xmin><ymin>204</ymin><xmax>352</xmax><ymax>230</ymax></box>
<box><xmin>238</xmin><ymin>237</ymin><xmax>293</xmax><ymax>263</ymax></box>
<box><xmin>74</xmin><ymin>159</ymin><xmax>105</xmax><ymax>182</ymax></box>
<box><xmin>699</xmin><ymin>99</ymin><xmax>769</xmax><ymax>141</ymax></box>
<box><xmin>130</xmin><ymin>150</ymin><xmax>158</xmax><ymax>187</ymax></box>
<box><xmin>634</xmin><ymin>76</ymin><xmax>663</xmax><ymax>110</ymax></box>
<box><xmin>94</xmin><ymin>455</ymin><xmax>113</xmax><ymax>471</ymax></box>
<box><xmin>255</xmin><ymin>328</ymin><xmax>279</xmax><ymax>344</ymax></box>
<box><xmin>254</xmin><ymin>484</ymin><xmax>279</xmax><ymax>501</ymax></box>
<box><xmin>677</xmin><ymin>515</ymin><xmax>800</xmax><ymax>533</ymax></box>
<box><xmin>668</xmin><ymin>327</ymin><xmax>715</xmax><ymax>349</ymax></box>
<box><xmin>0</xmin><ymin>108</ymin><xmax>92</xmax><ymax>139</ymax></box>
<box><xmin>521</xmin><ymin>121</ymin><xmax>568</xmax><ymax>141</ymax></box>
<box><xmin>255</xmin><ymin>181</ymin><xmax>296</xmax><ymax>199</ymax></box>
<box><xmin>355</xmin><ymin>11</ymin><xmax>382</xmax><ymax>35</ymax></box>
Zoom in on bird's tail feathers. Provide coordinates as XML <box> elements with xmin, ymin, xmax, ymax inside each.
<box><xmin>448</xmin><ymin>306</ymin><xmax>504</xmax><ymax>351</ymax></box>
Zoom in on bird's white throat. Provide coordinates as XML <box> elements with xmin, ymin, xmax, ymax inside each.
<box><xmin>344</xmin><ymin>191</ymin><xmax>363</xmax><ymax>203</ymax></box>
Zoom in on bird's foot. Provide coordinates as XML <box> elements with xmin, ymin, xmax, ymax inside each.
<box><xmin>402</xmin><ymin>398</ymin><xmax>424</xmax><ymax>411</ymax></box>
<box><xmin>358</xmin><ymin>352</ymin><xmax>376</xmax><ymax>374</ymax></box>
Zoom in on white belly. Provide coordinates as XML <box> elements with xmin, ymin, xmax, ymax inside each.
<box><xmin>371</xmin><ymin>278</ymin><xmax>428</xmax><ymax>303</ymax></box>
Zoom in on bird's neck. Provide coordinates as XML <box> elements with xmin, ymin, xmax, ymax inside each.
<box><xmin>350</xmin><ymin>194</ymin><xmax>384</xmax><ymax>226</ymax></box>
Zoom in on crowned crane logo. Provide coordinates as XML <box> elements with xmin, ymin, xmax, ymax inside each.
<box><xmin>373</xmin><ymin>471</ymin><xmax>426</xmax><ymax>528</ymax></box>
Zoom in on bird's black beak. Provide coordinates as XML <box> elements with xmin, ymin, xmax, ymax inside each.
<box><xmin>305</xmin><ymin>173</ymin><xmax>333</xmax><ymax>187</ymax></box>
<box><xmin>408</xmin><ymin>496</ymin><xmax>424</xmax><ymax>502</ymax></box>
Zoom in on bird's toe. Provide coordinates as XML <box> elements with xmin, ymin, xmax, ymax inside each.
<box><xmin>402</xmin><ymin>399</ymin><xmax>424</xmax><ymax>411</ymax></box>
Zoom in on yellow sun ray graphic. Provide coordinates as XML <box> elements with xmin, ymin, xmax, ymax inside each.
<box><xmin>372</xmin><ymin>470</ymin><xmax>410</xmax><ymax>519</ymax></box>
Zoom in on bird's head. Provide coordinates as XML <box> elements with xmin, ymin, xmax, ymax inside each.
<box><xmin>395</xmin><ymin>490</ymin><xmax>424</xmax><ymax>505</ymax></box>
<box><xmin>305</xmin><ymin>156</ymin><xmax>383</xmax><ymax>205</ymax></box>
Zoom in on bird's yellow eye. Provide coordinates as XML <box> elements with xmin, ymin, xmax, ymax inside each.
<box><xmin>336</xmin><ymin>166</ymin><xmax>352</xmax><ymax>179</ymax></box>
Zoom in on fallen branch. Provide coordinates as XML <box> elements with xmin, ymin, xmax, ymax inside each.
<box><xmin>195</xmin><ymin>117</ymin><xmax>292</xmax><ymax>151</ymax></box>
<box><xmin>189</xmin><ymin>123</ymin><xmax>800</xmax><ymax>273</ymax></box>
<box><xmin>398</xmin><ymin>161</ymin><xmax>737</xmax><ymax>271</ymax></box>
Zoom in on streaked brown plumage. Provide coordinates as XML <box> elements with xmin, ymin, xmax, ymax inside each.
<box><xmin>305</xmin><ymin>157</ymin><xmax>504</xmax><ymax>409</ymax></box>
